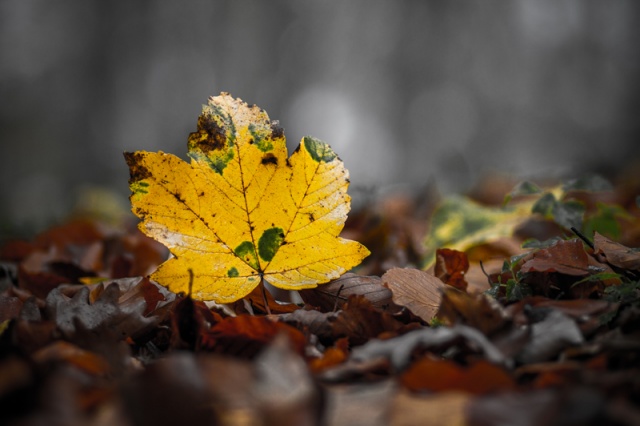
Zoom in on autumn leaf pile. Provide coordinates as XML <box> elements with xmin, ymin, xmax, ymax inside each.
<box><xmin>1</xmin><ymin>94</ymin><xmax>640</xmax><ymax>425</ymax></box>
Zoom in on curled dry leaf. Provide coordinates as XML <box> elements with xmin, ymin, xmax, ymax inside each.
<box><xmin>382</xmin><ymin>268</ymin><xmax>445</xmax><ymax>322</ymax></box>
<box><xmin>298</xmin><ymin>273</ymin><xmax>398</xmax><ymax>313</ymax></box>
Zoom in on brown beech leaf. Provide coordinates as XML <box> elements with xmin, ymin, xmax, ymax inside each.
<box><xmin>401</xmin><ymin>357</ymin><xmax>515</xmax><ymax>394</ymax></box>
<box><xmin>520</xmin><ymin>239</ymin><xmax>591</xmax><ymax>276</ymax></box>
<box><xmin>434</xmin><ymin>248</ymin><xmax>469</xmax><ymax>291</ymax></box>
<box><xmin>201</xmin><ymin>315</ymin><xmax>306</xmax><ymax>358</ymax></box>
<box><xmin>299</xmin><ymin>273</ymin><xmax>398</xmax><ymax>313</ymax></box>
<box><xmin>382</xmin><ymin>268</ymin><xmax>445</xmax><ymax>322</ymax></box>
<box><xmin>594</xmin><ymin>232</ymin><xmax>640</xmax><ymax>271</ymax></box>
<box><xmin>437</xmin><ymin>286</ymin><xmax>509</xmax><ymax>336</ymax></box>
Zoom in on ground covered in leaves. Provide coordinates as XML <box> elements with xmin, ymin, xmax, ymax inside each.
<box><xmin>1</xmin><ymin>173</ymin><xmax>640</xmax><ymax>425</ymax></box>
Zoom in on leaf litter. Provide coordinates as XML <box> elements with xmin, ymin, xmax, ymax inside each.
<box><xmin>1</xmin><ymin>96</ymin><xmax>640</xmax><ymax>425</ymax></box>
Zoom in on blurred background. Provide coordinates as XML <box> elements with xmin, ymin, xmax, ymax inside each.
<box><xmin>1</xmin><ymin>0</ymin><xmax>639</xmax><ymax>237</ymax></box>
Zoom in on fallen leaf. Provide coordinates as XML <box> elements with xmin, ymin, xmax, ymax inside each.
<box><xmin>594</xmin><ymin>232</ymin><xmax>640</xmax><ymax>271</ymax></box>
<box><xmin>520</xmin><ymin>239</ymin><xmax>591</xmax><ymax>276</ymax></box>
<box><xmin>382</xmin><ymin>268</ymin><xmax>445</xmax><ymax>322</ymax></box>
<box><xmin>298</xmin><ymin>273</ymin><xmax>398</xmax><ymax>313</ymax></box>
<box><xmin>434</xmin><ymin>248</ymin><xmax>469</xmax><ymax>291</ymax></box>
<box><xmin>201</xmin><ymin>315</ymin><xmax>306</xmax><ymax>358</ymax></box>
<box><xmin>125</xmin><ymin>93</ymin><xmax>369</xmax><ymax>303</ymax></box>
<box><xmin>437</xmin><ymin>286</ymin><xmax>509</xmax><ymax>336</ymax></box>
<box><xmin>330</xmin><ymin>295</ymin><xmax>405</xmax><ymax>346</ymax></box>
<box><xmin>422</xmin><ymin>194</ymin><xmax>533</xmax><ymax>268</ymax></box>
<box><xmin>45</xmin><ymin>284</ymin><xmax>157</xmax><ymax>340</ymax></box>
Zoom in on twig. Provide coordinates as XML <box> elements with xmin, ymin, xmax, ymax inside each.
<box><xmin>571</xmin><ymin>227</ymin><xmax>595</xmax><ymax>250</ymax></box>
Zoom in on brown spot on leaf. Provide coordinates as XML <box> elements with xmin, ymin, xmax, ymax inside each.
<box><xmin>124</xmin><ymin>152</ymin><xmax>152</xmax><ymax>181</ymax></box>
<box><xmin>261</xmin><ymin>153</ymin><xmax>278</xmax><ymax>166</ymax></box>
<box><xmin>188</xmin><ymin>114</ymin><xmax>227</xmax><ymax>153</ymax></box>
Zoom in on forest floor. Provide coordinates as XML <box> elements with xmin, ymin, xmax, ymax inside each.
<box><xmin>1</xmin><ymin>170</ymin><xmax>640</xmax><ymax>426</ymax></box>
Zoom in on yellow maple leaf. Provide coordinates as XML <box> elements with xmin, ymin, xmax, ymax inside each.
<box><xmin>125</xmin><ymin>93</ymin><xmax>369</xmax><ymax>303</ymax></box>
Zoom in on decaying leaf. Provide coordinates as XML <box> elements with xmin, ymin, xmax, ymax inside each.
<box><xmin>125</xmin><ymin>93</ymin><xmax>369</xmax><ymax>303</ymax></box>
<box><xmin>382</xmin><ymin>268</ymin><xmax>445</xmax><ymax>322</ymax></box>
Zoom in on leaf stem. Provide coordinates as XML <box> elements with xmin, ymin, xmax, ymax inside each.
<box><xmin>260</xmin><ymin>275</ymin><xmax>272</xmax><ymax>315</ymax></box>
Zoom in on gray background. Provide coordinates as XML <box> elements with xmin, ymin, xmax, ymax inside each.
<box><xmin>2</xmin><ymin>0</ymin><xmax>639</xmax><ymax>236</ymax></box>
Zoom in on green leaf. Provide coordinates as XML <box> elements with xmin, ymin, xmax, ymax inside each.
<box><xmin>421</xmin><ymin>195</ymin><xmax>532</xmax><ymax>268</ymax></box>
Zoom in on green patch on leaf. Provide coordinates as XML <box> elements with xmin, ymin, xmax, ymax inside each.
<box><xmin>234</xmin><ymin>241</ymin><xmax>259</xmax><ymax>270</ymax></box>
<box><xmin>304</xmin><ymin>136</ymin><xmax>337</xmax><ymax>163</ymax></box>
<box><xmin>258</xmin><ymin>227</ymin><xmax>285</xmax><ymax>262</ymax></box>
<box><xmin>248</xmin><ymin>123</ymin><xmax>274</xmax><ymax>152</ymax></box>
<box><xmin>227</xmin><ymin>267</ymin><xmax>239</xmax><ymax>277</ymax></box>
<box><xmin>130</xmin><ymin>181</ymin><xmax>149</xmax><ymax>195</ymax></box>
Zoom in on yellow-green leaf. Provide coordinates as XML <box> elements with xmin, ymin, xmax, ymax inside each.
<box><xmin>125</xmin><ymin>93</ymin><xmax>369</xmax><ymax>303</ymax></box>
<box><xmin>422</xmin><ymin>195</ymin><xmax>533</xmax><ymax>269</ymax></box>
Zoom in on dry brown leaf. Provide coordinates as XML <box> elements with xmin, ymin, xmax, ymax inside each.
<box><xmin>299</xmin><ymin>273</ymin><xmax>398</xmax><ymax>313</ymax></box>
<box><xmin>434</xmin><ymin>248</ymin><xmax>469</xmax><ymax>291</ymax></box>
<box><xmin>520</xmin><ymin>239</ymin><xmax>591</xmax><ymax>276</ymax></box>
<box><xmin>594</xmin><ymin>232</ymin><xmax>640</xmax><ymax>271</ymax></box>
<box><xmin>382</xmin><ymin>268</ymin><xmax>445</xmax><ymax>322</ymax></box>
